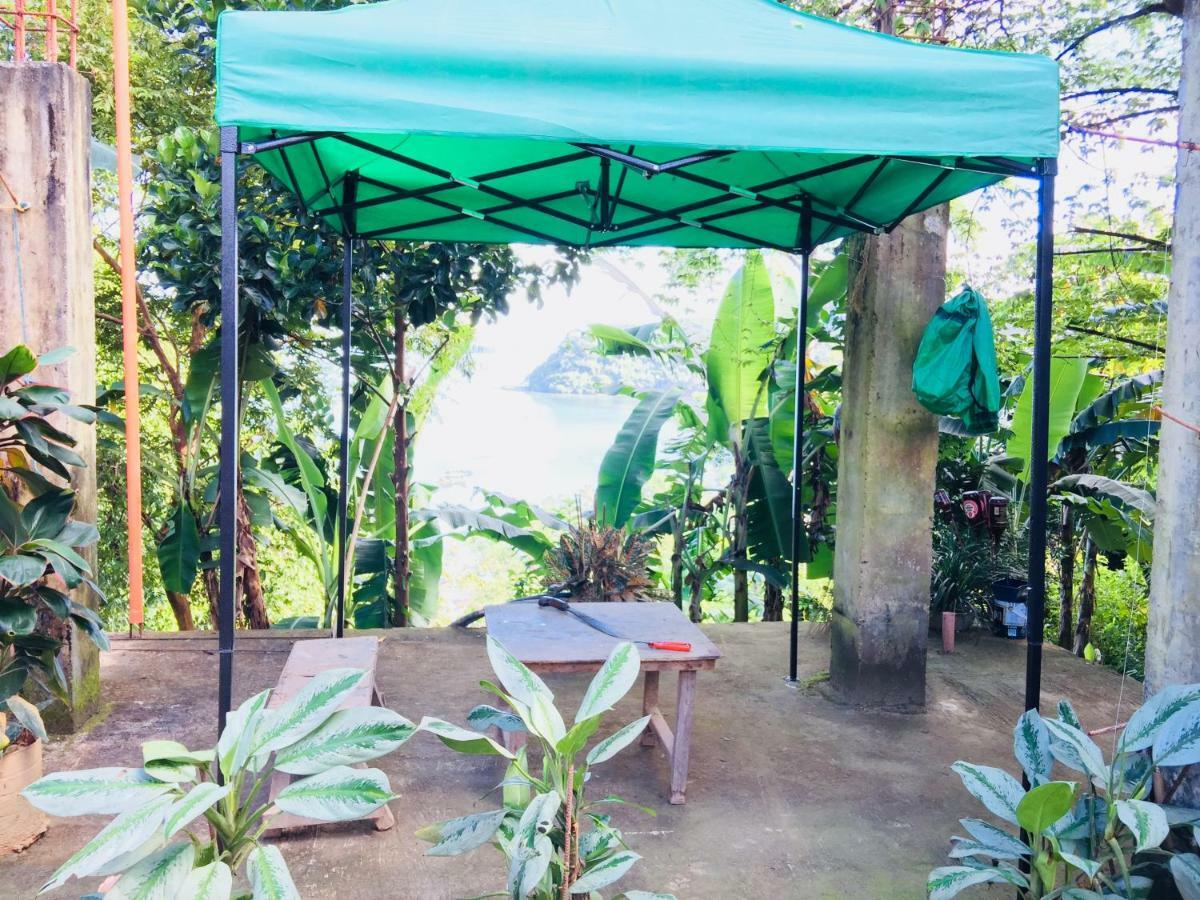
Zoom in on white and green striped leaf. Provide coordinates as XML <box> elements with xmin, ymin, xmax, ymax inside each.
<box><xmin>958</xmin><ymin>819</ymin><xmax>1029</xmax><ymax>858</ymax></box>
<box><xmin>466</xmin><ymin>704</ymin><xmax>526</xmax><ymax>734</ymax></box>
<box><xmin>1057</xmin><ymin>698</ymin><xmax>1082</xmax><ymax>730</ymax></box>
<box><xmin>926</xmin><ymin>865</ymin><xmax>1027</xmax><ymax>900</ymax></box>
<box><xmin>5</xmin><ymin>694</ymin><xmax>47</xmax><ymax>742</ymax></box>
<box><xmin>1120</xmin><ymin>684</ymin><xmax>1200</xmax><ymax>752</ymax></box>
<box><xmin>418</xmin><ymin>808</ymin><xmax>508</xmax><ymax>856</ymax></box>
<box><xmin>254</xmin><ymin>668</ymin><xmax>367</xmax><ymax>756</ymax></box>
<box><xmin>1170</xmin><ymin>853</ymin><xmax>1200</xmax><ymax>900</ymax></box>
<box><xmin>615</xmin><ymin>893</ymin><xmax>676</xmax><ymax>900</ymax></box>
<box><xmin>949</xmin><ymin>837</ymin><xmax>1025</xmax><ymax>862</ymax></box>
<box><xmin>274</xmin><ymin>707</ymin><xmax>416</xmax><ymax>775</ymax></box>
<box><xmin>1045</xmin><ymin>718</ymin><xmax>1108</xmax><ymax>784</ymax></box>
<box><xmin>507</xmin><ymin>832</ymin><xmax>554</xmax><ymax>898</ymax></box>
<box><xmin>418</xmin><ymin>716</ymin><xmax>514</xmax><ymax>758</ymax></box>
<box><xmin>162</xmin><ymin>781</ymin><xmax>231</xmax><ymax>839</ymax></box>
<box><xmin>1151</xmin><ymin>700</ymin><xmax>1200</xmax><ymax>767</ymax></box>
<box><xmin>570</xmin><ymin>851</ymin><xmax>641</xmax><ymax>892</ymax></box>
<box><xmin>22</xmin><ymin>767</ymin><xmax>175</xmax><ymax>817</ymax></box>
<box><xmin>179</xmin><ymin>860</ymin><xmax>233</xmax><ymax>900</ymax></box>
<box><xmin>107</xmin><ymin>841</ymin><xmax>194</xmax><ymax>900</ymax></box>
<box><xmin>575</xmin><ymin>641</ymin><xmax>640</xmax><ymax>724</ymax></box>
<box><xmin>217</xmin><ymin>689</ymin><xmax>271</xmax><ymax>779</ymax></box>
<box><xmin>40</xmin><ymin>795</ymin><xmax>175</xmax><ymax>892</ymax></box>
<box><xmin>274</xmin><ymin>765</ymin><xmax>392</xmax><ymax>822</ymax></box>
<box><xmin>950</xmin><ymin>762</ymin><xmax>1025</xmax><ymax>826</ymax></box>
<box><xmin>587</xmin><ymin>716</ymin><xmax>652</xmax><ymax>767</ymax></box>
<box><xmin>1059</xmin><ymin>849</ymin><xmax>1102</xmax><ymax>879</ymax></box>
<box><xmin>142</xmin><ymin>740</ymin><xmax>215</xmax><ymax>767</ymax></box>
<box><xmin>1115</xmin><ymin>799</ymin><xmax>1169</xmax><ymax>851</ymax></box>
<box><xmin>514</xmin><ymin>791</ymin><xmax>560</xmax><ymax>848</ymax></box>
<box><xmin>486</xmin><ymin>635</ymin><xmax>553</xmax><ymax>708</ymax></box>
<box><xmin>246</xmin><ymin>845</ymin><xmax>301</xmax><ymax>900</ymax></box>
<box><xmin>92</xmin><ymin>834</ymin><xmax>167</xmax><ymax>877</ymax></box>
<box><xmin>526</xmin><ymin>692</ymin><xmax>567</xmax><ymax>745</ymax></box>
<box><xmin>1014</xmin><ymin>709</ymin><xmax>1052</xmax><ymax>786</ymax></box>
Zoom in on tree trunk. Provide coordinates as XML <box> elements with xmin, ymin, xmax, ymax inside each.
<box><xmin>1057</xmin><ymin>504</ymin><xmax>1076</xmax><ymax>649</ymax></box>
<box><xmin>236</xmin><ymin>487</ymin><xmax>270</xmax><ymax>629</ymax></box>
<box><xmin>763</xmin><ymin>581</ymin><xmax>783</xmax><ymax>622</ymax></box>
<box><xmin>392</xmin><ymin>309</ymin><xmax>410</xmax><ymax>627</ymax></box>
<box><xmin>687</xmin><ymin>570</ymin><xmax>703</xmax><ymax>623</ymax></box>
<box><xmin>731</xmin><ymin>448</ymin><xmax>750</xmax><ymax>622</ymax></box>
<box><xmin>1146</xmin><ymin>0</ymin><xmax>1200</xmax><ymax>810</ymax></box>
<box><xmin>670</xmin><ymin>519</ymin><xmax>684</xmax><ymax>609</ymax></box>
<box><xmin>165</xmin><ymin>592</ymin><xmax>195</xmax><ymax>631</ymax></box>
<box><xmin>1072</xmin><ymin>539</ymin><xmax>1098</xmax><ymax>657</ymax></box>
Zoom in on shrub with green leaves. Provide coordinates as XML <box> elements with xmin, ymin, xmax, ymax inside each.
<box><xmin>929</xmin><ymin>686</ymin><xmax>1200</xmax><ymax>899</ymax></box>
<box><xmin>22</xmin><ymin>667</ymin><xmax>416</xmax><ymax>897</ymax></box>
<box><xmin>417</xmin><ymin>635</ymin><xmax>675</xmax><ymax>900</ymax></box>
<box><xmin>1</xmin><ymin>344</ymin><xmax>106</xmax><ymax>745</ymax></box>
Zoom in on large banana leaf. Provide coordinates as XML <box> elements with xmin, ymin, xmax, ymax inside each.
<box><xmin>743</xmin><ymin>417</ymin><xmax>800</xmax><ymax>567</ymax></box>
<box><xmin>588</xmin><ymin>323</ymin><xmax>656</xmax><ymax>357</ymax></box>
<box><xmin>1067</xmin><ymin>369</ymin><xmax>1162</xmax><ymax>435</ymax></box>
<box><xmin>704</xmin><ymin>251</ymin><xmax>776</xmax><ymax>445</ymax></box>
<box><xmin>1006</xmin><ymin>357</ymin><xmax>1089</xmax><ymax>480</ymax></box>
<box><xmin>595</xmin><ymin>390</ymin><xmax>681</xmax><ymax>528</ymax></box>
<box><xmin>157</xmin><ymin>501</ymin><xmax>200</xmax><ymax>594</ymax></box>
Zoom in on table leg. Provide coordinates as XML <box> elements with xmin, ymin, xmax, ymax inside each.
<box><xmin>670</xmin><ymin>669</ymin><xmax>696</xmax><ymax>805</ymax></box>
<box><xmin>640</xmin><ymin>670</ymin><xmax>660</xmax><ymax>747</ymax></box>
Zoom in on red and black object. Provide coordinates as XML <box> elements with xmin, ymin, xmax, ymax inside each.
<box><xmin>537</xmin><ymin>596</ymin><xmax>692</xmax><ymax>652</ymax></box>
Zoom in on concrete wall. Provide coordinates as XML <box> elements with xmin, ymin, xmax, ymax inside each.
<box><xmin>828</xmin><ymin>206</ymin><xmax>948</xmax><ymax>710</ymax></box>
<box><xmin>0</xmin><ymin>63</ymin><xmax>99</xmax><ymax>730</ymax></box>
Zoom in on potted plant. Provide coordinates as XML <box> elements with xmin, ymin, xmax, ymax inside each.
<box><xmin>0</xmin><ymin>345</ymin><xmax>107</xmax><ymax>854</ymax></box>
<box><xmin>929</xmin><ymin>685</ymin><xmax>1200</xmax><ymax>899</ymax></box>
<box><xmin>22</xmin><ymin>667</ymin><xmax>416</xmax><ymax>895</ymax></box>
<box><xmin>416</xmin><ymin>636</ymin><xmax>675</xmax><ymax>899</ymax></box>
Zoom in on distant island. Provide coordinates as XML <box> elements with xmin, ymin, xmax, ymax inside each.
<box><xmin>521</xmin><ymin>329</ymin><xmax>700</xmax><ymax>395</ymax></box>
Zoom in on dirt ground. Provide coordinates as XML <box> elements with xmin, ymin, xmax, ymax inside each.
<box><xmin>2</xmin><ymin>623</ymin><xmax>1141</xmax><ymax>899</ymax></box>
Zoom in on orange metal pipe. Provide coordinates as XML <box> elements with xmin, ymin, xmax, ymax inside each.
<box><xmin>46</xmin><ymin>0</ymin><xmax>56</xmax><ymax>62</ymax></box>
<box><xmin>112</xmin><ymin>0</ymin><xmax>144</xmax><ymax>628</ymax></box>
<box><xmin>14</xmin><ymin>0</ymin><xmax>25</xmax><ymax>60</ymax></box>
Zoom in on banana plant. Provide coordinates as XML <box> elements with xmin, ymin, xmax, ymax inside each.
<box><xmin>416</xmin><ymin>637</ymin><xmax>675</xmax><ymax>900</ymax></box>
<box><xmin>23</xmin><ymin>667</ymin><xmax>416</xmax><ymax>897</ymax></box>
<box><xmin>929</xmin><ymin>685</ymin><xmax>1200</xmax><ymax>900</ymax></box>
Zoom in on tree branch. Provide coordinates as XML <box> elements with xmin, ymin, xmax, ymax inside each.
<box><xmin>1063</xmin><ymin>87</ymin><xmax>1176</xmax><ymax>101</ymax></box>
<box><xmin>1072</xmin><ymin>226</ymin><xmax>1169</xmax><ymax>249</ymax></box>
<box><xmin>1080</xmin><ymin>105</ymin><xmax>1180</xmax><ymax>127</ymax></box>
<box><xmin>1064</xmin><ymin>324</ymin><xmax>1164</xmax><ymax>354</ymax></box>
<box><xmin>1056</xmin><ymin>3</ymin><xmax>1174</xmax><ymax>61</ymax></box>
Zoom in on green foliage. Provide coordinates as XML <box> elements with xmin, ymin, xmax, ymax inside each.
<box><xmin>24</xmin><ymin>667</ymin><xmax>416</xmax><ymax>896</ymax></box>
<box><xmin>595</xmin><ymin>390</ymin><xmax>682</xmax><ymax>529</ymax></box>
<box><xmin>416</xmin><ymin>638</ymin><xmax>674</xmax><ymax>899</ymax></box>
<box><xmin>930</xmin><ymin>689</ymin><xmax>1200</xmax><ymax>899</ymax></box>
<box><xmin>0</xmin><ymin>346</ymin><xmax>106</xmax><ymax>743</ymax></box>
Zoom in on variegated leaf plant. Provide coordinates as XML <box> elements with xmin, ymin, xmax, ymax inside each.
<box><xmin>23</xmin><ymin>667</ymin><xmax>416</xmax><ymax>898</ymax></box>
<box><xmin>416</xmin><ymin>636</ymin><xmax>675</xmax><ymax>900</ymax></box>
<box><xmin>929</xmin><ymin>686</ymin><xmax>1200</xmax><ymax>900</ymax></box>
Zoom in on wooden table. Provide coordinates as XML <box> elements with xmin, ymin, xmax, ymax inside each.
<box><xmin>483</xmin><ymin>601</ymin><xmax>721</xmax><ymax>804</ymax></box>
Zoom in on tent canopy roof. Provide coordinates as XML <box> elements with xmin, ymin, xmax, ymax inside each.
<box><xmin>215</xmin><ymin>0</ymin><xmax>1059</xmax><ymax>250</ymax></box>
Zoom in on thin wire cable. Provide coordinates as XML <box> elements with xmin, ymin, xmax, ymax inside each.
<box><xmin>11</xmin><ymin>210</ymin><xmax>29</xmax><ymax>346</ymax></box>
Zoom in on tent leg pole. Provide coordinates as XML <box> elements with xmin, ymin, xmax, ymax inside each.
<box><xmin>217</xmin><ymin>125</ymin><xmax>239</xmax><ymax>739</ymax></box>
<box><xmin>789</xmin><ymin>205</ymin><xmax>812</xmax><ymax>683</ymax></box>
<box><xmin>1024</xmin><ymin>161</ymin><xmax>1056</xmax><ymax>712</ymax></box>
<box><xmin>335</xmin><ymin>235</ymin><xmax>353</xmax><ymax>639</ymax></box>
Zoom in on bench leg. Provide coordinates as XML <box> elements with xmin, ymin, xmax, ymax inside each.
<box><xmin>670</xmin><ymin>670</ymin><xmax>697</xmax><ymax>805</ymax></box>
<box><xmin>640</xmin><ymin>671</ymin><xmax>659</xmax><ymax>747</ymax></box>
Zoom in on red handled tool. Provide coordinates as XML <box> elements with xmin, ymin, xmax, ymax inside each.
<box><xmin>537</xmin><ymin>596</ymin><xmax>691</xmax><ymax>652</ymax></box>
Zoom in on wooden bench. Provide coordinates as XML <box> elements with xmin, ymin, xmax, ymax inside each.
<box><xmin>262</xmin><ymin>636</ymin><xmax>395</xmax><ymax>834</ymax></box>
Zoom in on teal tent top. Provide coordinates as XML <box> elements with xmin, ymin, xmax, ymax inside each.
<box><xmin>215</xmin><ymin>0</ymin><xmax>1059</xmax><ymax>249</ymax></box>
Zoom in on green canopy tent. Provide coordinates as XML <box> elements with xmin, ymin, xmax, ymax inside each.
<box><xmin>213</xmin><ymin>0</ymin><xmax>1060</xmax><ymax>732</ymax></box>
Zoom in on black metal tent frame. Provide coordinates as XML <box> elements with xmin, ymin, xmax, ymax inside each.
<box><xmin>217</xmin><ymin>124</ymin><xmax>1057</xmax><ymax>733</ymax></box>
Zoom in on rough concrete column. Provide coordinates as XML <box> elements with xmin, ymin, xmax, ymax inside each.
<box><xmin>1146</xmin><ymin>0</ymin><xmax>1199</xmax><ymax>807</ymax></box>
<box><xmin>828</xmin><ymin>205</ymin><xmax>948</xmax><ymax>709</ymax></box>
<box><xmin>0</xmin><ymin>63</ymin><xmax>99</xmax><ymax>731</ymax></box>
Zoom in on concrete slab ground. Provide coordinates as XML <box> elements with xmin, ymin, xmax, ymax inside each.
<box><xmin>2</xmin><ymin>624</ymin><xmax>1141</xmax><ymax>899</ymax></box>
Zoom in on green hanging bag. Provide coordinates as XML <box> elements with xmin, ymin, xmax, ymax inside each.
<box><xmin>912</xmin><ymin>286</ymin><xmax>1001</xmax><ymax>435</ymax></box>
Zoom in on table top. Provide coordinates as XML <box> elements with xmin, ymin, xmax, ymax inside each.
<box><xmin>483</xmin><ymin>601</ymin><xmax>721</xmax><ymax>672</ymax></box>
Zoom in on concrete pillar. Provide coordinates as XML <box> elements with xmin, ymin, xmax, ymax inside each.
<box><xmin>1146</xmin><ymin>0</ymin><xmax>1200</xmax><ymax>806</ymax></box>
<box><xmin>0</xmin><ymin>63</ymin><xmax>99</xmax><ymax>731</ymax></box>
<box><xmin>828</xmin><ymin>205</ymin><xmax>948</xmax><ymax>709</ymax></box>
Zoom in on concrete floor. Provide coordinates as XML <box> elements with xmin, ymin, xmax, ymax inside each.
<box><xmin>4</xmin><ymin>624</ymin><xmax>1140</xmax><ymax>899</ymax></box>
